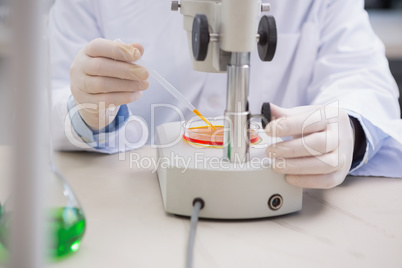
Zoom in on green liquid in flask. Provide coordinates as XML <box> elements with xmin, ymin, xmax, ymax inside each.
<box><xmin>0</xmin><ymin>206</ymin><xmax>86</xmax><ymax>259</ymax></box>
<box><xmin>49</xmin><ymin>207</ymin><xmax>86</xmax><ymax>258</ymax></box>
<box><xmin>0</xmin><ymin>204</ymin><xmax>6</xmax><ymax>263</ymax></box>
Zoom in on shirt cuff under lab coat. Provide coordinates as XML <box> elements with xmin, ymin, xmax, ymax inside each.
<box><xmin>345</xmin><ymin>110</ymin><xmax>388</xmax><ymax>174</ymax></box>
<box><xmin>67</xmin><ymin>95</ymin><xmax>129</xmax><ymax>149</ymax></box>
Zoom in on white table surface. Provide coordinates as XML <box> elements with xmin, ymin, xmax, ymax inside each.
<box><xmin>1</xmin><ymin>146</ymin><xmax>402</xmax><ymax>268</ymax></box>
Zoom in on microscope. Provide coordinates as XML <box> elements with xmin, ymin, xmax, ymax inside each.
<box><xmin>156</xmin><ymin>0</ymin><xmax>303</xmax><ymax>219</ymax></box>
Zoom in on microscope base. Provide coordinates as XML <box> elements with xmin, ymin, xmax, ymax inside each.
<box><xmin>156</xmin><ymin>122</ymin><xmax>303</xmax><ymax>219</ymax></box>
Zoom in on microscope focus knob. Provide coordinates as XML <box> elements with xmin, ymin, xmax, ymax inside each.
<box><xmin>258</xmin><ymin>16</ymin><xmax>277</xmax><ymax>62</ymax></box>
<box><xmin>261</xmin><ymin>102</ymin><xmax>271</xmax><ymax>129</ymax></box>
<box><xmin>171</xmin><ymin>1</ymin><xmax>180</xmax><ymax>11</ymax></box>
<box><xmin>192</xmin><ymin>14</ymin><xmax>210</xmax><ymax>61</ymax></box>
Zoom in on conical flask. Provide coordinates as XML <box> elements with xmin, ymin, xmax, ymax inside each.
<box><xmin>0</xmin><ymin>165</ymin><xmax>86</xmax><ymax>259</ymax></box>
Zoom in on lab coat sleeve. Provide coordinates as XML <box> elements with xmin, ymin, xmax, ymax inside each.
<box><xmin>48</xmin><ymin>0</ymin><xmax>147</xmax><ymax>153</ymax></box>
<box><xmin>306</xmin><ymin>0</ymin><xmax>402</xmax><ymax>177</ymax></box>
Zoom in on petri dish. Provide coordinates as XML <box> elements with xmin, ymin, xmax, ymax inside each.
<box><xmin>182</xmin><ymin>118</ymin><xmax>260</xmax><ymax>148</ymax></box>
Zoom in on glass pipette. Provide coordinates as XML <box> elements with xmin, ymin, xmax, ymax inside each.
<box><xmin>114</xmin><ymin>39</ymin><xmax>215</xmax><ymax>129</ymax></box>
<box><xmin>137</xmin><ymin>59</ymin><xmax>215</xmax><ymax>130</ymax></box>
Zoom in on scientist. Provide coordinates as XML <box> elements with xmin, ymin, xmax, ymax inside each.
<box><xmin>48</xmin><ymin>0</ymin><xmax>402</xmax><ymax>189</ymax></box>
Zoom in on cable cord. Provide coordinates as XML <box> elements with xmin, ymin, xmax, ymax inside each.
<box><xmin>186</xmin><ymin>200</ymin><xmax>204</xmax><ymax>268</ymax></box>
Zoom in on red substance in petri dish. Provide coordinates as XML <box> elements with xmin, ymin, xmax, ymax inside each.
<box><xmin>183</xmin><ymin>125</ymin><xmax>259</xmax><ymax>146</ymax></box>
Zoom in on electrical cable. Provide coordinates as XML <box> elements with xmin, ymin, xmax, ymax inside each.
<box><xmin>186</xmin><ymin>199</ymin><xmax>204</xmax><ymax>268</ymax></box>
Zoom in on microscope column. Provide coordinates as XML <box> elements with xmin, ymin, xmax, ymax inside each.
<box><xmin>220</xmin><ymin>0</ymin><xmax>258</xmax><ymax>162</ymax></box>
<box><xmin>223</xmin><ymin>52</ymin><xmax>251</xmax><ymax>163</ymax></box>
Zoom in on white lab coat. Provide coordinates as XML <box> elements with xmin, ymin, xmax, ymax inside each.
<box><xmin>48</xmin><ymin>0</ymin><xmax>402</xmax><ymax>177</ymax></box>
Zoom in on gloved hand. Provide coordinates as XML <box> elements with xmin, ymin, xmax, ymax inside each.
<box><xmin>265</xmin><ymin>104</ymin><xmax>355</xmax><ymax>189</ymax></box>
<box><xmin>69</xmin><ymin>38</ymin><xmax>149</xmax><ymax>130</ymax></box>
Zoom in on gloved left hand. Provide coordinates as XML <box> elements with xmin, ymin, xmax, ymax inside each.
<box><xmin>265</xmin><ymin>104</ymin><xmax>355</xmax><ymax>189</ymax></box>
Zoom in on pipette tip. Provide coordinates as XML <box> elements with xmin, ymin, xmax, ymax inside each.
<box><xmin>193</xmin><ymin>109</ymin><xmax>216</xmax><ymax>130</ymax></box>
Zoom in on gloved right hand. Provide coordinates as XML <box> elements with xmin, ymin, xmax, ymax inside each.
<box><xmin>265</xmin><ymin>104</ymin><xmax>355</xmax><ymax>189</ymax></box>
<box><xmin>69</xmin><ymin>38</ymin><xmax>149</xmax><ymax>130</ymax></box>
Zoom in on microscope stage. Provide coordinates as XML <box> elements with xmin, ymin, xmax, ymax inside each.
<box><xmin>156</xmin><ymin>121</ymin><xmax>303</xmax><ymax>219</ymax></box>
